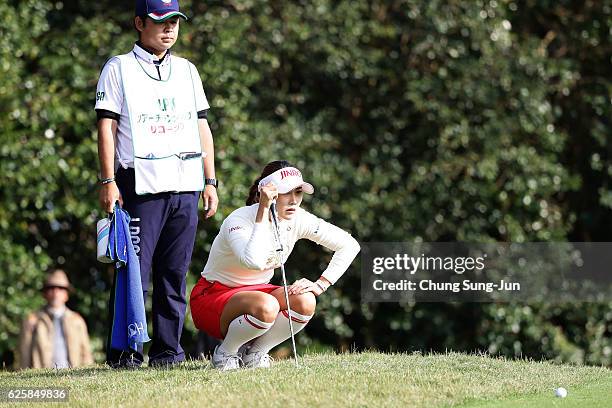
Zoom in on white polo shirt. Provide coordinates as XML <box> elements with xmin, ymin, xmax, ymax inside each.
<box><xmin>95</xmin><ymin>43</ymin><xmax>210</xmax><ymax>170</ymax></box>
<box><xmin>202</xmin><ymin>204</ymin><xmax>361</xmax><ymax>287</ymax></box>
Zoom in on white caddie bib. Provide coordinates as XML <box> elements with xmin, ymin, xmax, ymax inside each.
<box><xmin>118</xmin><ymin>53</ymin><xmax>205</xmax><ymax>195</ymax></box>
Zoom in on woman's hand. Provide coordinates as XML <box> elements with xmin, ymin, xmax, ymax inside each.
<box><xmin>258</xmin><ymin>182</ymin><xmax>278</xmax><ymax>209</ymax></box>
<box><xmin>288</xmin><ymin>278</ymin><xmax>330</xmax><ymax>296</ymax></box>
<box><xmin>288</xmin><ymin>278</ymin><xmax>319</xmax><ymax>295</ymax></box>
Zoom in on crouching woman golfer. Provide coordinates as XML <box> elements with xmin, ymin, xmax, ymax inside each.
<box><xmin>190</xmin><ymin>161</ymin><xmax>360</xmax><ymax>370</ymax></box>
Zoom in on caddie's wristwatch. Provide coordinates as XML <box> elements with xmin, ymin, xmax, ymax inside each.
<box><xmin>205</xmin><ymin>178</ymin><xmax>218</xmax><ymax>188</ymax></box>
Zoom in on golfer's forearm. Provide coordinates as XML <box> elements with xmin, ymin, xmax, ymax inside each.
<box><xmin>313</xmin><ymin>222</ymin><xmax>361</xmax><ymax>284</ymax></box>
<box><xmin>199</xmin><ymin>119</ymin><xmax>215</xmax><ymax>179</ymax></box>
<box><xmin>97</xmin><ymin>118</ymin><xmax>117</xmax><ymax>178</ymax></box>
<box><xmin>321</xmin><ymin>235</ymin><xmax>360</xmax><ymax>284</ymax></box>
<box><xmin>255</xmin><ymin>204</ymin><xmax>270</xmax><ymax>223</ymax></box>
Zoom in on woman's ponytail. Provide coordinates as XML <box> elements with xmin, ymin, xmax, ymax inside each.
<box><xmin>246</xmin><ymin>177</ymin><xmax>263</xmax><ymax>205</ymax></box>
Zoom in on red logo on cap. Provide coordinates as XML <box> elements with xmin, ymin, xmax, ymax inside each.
<box><xmin>280</xmin><ymin>169</ymin><xmax>301</xmax><ymax>179</ymax></box>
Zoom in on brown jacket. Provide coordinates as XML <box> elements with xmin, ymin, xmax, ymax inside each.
<box><xmin>18</xmin><ymin>308</ymin><xmax>94</xmax><ymax>369</ymax></box>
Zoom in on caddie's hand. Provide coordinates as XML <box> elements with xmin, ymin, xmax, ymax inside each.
<box><xmin>259</xmin><ymin>182</ymin><xmax>278</xmax><ymax>209</ymax></box>
<box><xmin>288</xmin><ymin>278</ymin><xmax>319</xmax><ymax>296</ymax></box>
<box><xmin>99</xmin><ymin>182</ymin><xmax>122</xmax><ymax>214</ymax></box>
<box><xmin>202</xmin><ymin>185</ymin><xmax>218</xmax><ymax>219</ymax></box>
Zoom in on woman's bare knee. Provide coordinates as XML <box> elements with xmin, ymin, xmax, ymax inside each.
<box><xmin>220</xmin><ymin>291</ymin><xmax>280</xmax><ymax>335</ymax></box>
<box><xmin>291</xmin><ymin>292</ymin><xmax>316</xmax><ymax>316</ymax></box>
<box><xmin>250</xmin><ymin>294</ymin><xmax>280</xmax><ymax>322</ymax></box>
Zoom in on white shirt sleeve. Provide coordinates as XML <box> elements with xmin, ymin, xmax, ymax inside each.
<box><xmin>189</xmin><ymin>63</ymin><xmax>210</xmax><ymax>112</ymax></box>
<box><xmin>95</xmin><ymin>57</ymin><xmax>123</xmax><ymax>114</ymax></box>
<box><xmin>297</xmin><ymin>209</ymin><xmax>360</xmax><ymax>285</ymax></box>
<box><xmin>224</xmin><ymin>213</ymin><xmax>275</xmax><ymax>271</ymax></box>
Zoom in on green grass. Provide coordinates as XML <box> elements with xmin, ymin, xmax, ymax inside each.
<box><xmin>1</xmin><ymin>352</ymin><xmax>610</xmax><ymax>407</ymax></box>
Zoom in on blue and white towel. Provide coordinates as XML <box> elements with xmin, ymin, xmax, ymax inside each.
<box><xmin>107</xmin><ymin>204</ymin><xmax>150</xmax><ymax>352</ymax></box>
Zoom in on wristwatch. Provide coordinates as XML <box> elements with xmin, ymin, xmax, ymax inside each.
<box><xmin>205</xmin><ymin>178</ymin><xmax>218</xmax><ymax>188</ymax></box>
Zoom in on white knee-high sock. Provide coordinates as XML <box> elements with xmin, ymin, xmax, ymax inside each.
<box><xmin>219</xmin><ymin>314</ymin><xmax>274</xmax><ymax>354</ymax></box>
<box><xmin>248</xmin><ymin>310</ymin><xmax>313</xmax><ymax>354</ymax></box>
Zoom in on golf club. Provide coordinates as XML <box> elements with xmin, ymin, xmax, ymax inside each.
<box><xmin>270</xmin><ymin>200</ymin><xmax>299</xmax><ymax>367</ymax></box>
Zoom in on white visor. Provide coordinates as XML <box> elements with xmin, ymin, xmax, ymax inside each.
<box><xmin>258</xmin><ymin>167</ymin><xmax>314</xmax><ymax>195</ymax></box>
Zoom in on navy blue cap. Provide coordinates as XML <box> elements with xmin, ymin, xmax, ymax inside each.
<box><xmin>135</xmin><ymin>0</ymin><xmax>188</xmax><ymax>21</ymax></box>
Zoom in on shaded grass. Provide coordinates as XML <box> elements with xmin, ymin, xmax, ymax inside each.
<box><xmin>1</xmin><ymin>352</ymin><xmax>610</xmax><ymax>407</ymax></box>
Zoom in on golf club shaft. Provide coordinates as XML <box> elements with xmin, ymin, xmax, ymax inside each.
<box><xmin>270</xmin><ymin>202</ymin><xmax>299</xmax><ymax>366</ymax></box>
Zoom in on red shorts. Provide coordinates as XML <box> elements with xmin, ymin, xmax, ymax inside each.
<box><xmin>189</xmin><ymin>277</ymin><xmax>280</xmax><ymax>339</ymax></box>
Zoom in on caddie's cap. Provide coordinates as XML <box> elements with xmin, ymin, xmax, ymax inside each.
<box><xmin>258</xmin><ymin>167</ymin><xmax>315</xmax><ymax>195</ymax></box>
<box><xmin>135</xmin><ymin>0</ymin><xmax>188</xmax><ymax>21</ymax></box>
<box><xmin>42</xmin><ymin>269</ymin><xmax>72</xmax><ymax>292</ymax></box>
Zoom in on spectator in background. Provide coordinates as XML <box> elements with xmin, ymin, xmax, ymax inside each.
<box><xmin>18</xmin><ymin>269</ymin><xmax>93</xmax><ymax>369</ymax></box>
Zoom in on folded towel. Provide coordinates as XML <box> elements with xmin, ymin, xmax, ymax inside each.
<box><xmin>107</xmin><ymin>204</ymin><xmax>150</xmax><ymax>352</ymax></box>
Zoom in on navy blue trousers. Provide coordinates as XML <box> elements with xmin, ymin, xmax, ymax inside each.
<box><xmin>107</xmin><ymin>168</ymin><xmax>199</xmax><ymax>366</ymax></box>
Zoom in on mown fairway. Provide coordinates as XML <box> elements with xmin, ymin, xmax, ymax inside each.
<box><xmin>1</xmin><ymin>352</ymin><xmax>610</xmax><ymax>407</ymax></box>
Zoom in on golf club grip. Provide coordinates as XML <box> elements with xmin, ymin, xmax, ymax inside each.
<box><xmin>270</xmin><ymin>201</ymin><xmax>277</xmax><ymax>220</ymax></box>
<box><xmin>270</xmin><ymin>201</ymin><xmax>280</xmax><ymax>231</ymax></box>
<box><xmin>270</xmin><ymin>202</ymin><xmax>283</xmax><ymax>252</ymax></box>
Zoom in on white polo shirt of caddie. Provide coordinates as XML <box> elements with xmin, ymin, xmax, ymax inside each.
<box><xmin>95</xmin><ymin>43</ymin><xmax>210</xmax><ymax>170</ymax></box>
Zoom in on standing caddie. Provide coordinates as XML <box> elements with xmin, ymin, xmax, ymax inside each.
<box><xmin>95</xmin><ymin>0</ymin><xmax>219</xmax><ymax>368</ymax></box>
